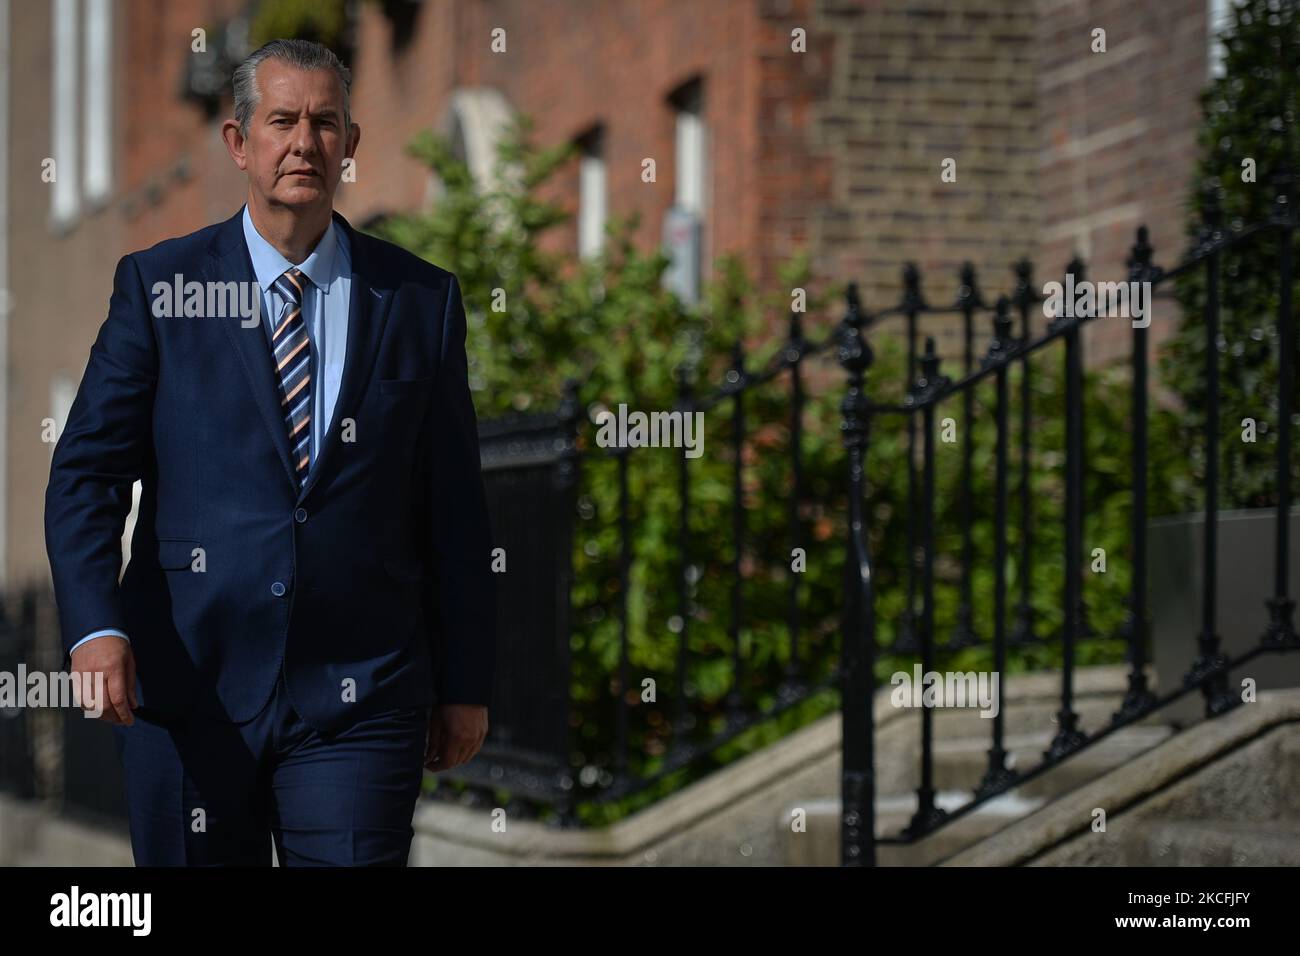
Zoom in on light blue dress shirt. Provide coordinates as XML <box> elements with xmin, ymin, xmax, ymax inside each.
<box><xmin>70</xmin><ymin>206</ymin><xmax>353</xmax><ymax>656</ymax></box>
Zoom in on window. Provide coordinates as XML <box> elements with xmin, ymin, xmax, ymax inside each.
<box><xmin>1208</xmin><ymin>0</ymin><xmax>1233</xmax><ymax>80</ymax></box>
<box><xmin>51</xmin><ymin>0</ymin><xmax>79</xmax><ymax>225</ymax></box>
<box><xmin>439</xmin><ymin>87</ymin><xmax>516</xmax><ymax>202</ymax></box>
<box><xmin>662</xmin><ymin>79</ymin><xmax>707</xmax><ymax>305</ymax></box>
<box><xmin>83</xmin><ymin>0</ymin><xmax>112</xmax><ymax>204</ymax></box>
<box><xmin>673</xmin><ymin>80</ymin><xmax>706</xmax><ymax>215</ymax></box>
<box><xmin>577</xmin><ymin>128</ymin><xmax>606</xmax><ymax>260</ymax></box>
<box><xmin>51</xmin><ymin>0</ymin><xmax>114</xmax><ymax>226</ymax></box>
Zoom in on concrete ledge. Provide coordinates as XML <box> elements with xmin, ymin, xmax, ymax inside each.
<box><xmin>941</xmin><ymin>689</ymin><xmax>1300</xmax><ymax>866</ymax></box>
<box><xmin>411</xmin><ymin>666</ymin><xmax>1139</xmax><ymax>865</ymax></box>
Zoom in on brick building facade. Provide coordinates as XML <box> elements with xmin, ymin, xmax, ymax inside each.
<box><xmin>1</xmin><ymin>0</ymin><xmax>1230</xmax><ymax>587</ymax></box>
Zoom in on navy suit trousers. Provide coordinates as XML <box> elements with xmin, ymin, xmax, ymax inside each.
<box><xmin>111</xmin><ymin>666</ymin><xmax>430</xmax><ymax>866</ymax></box>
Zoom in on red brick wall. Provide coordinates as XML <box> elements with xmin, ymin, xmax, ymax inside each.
<box><xmin>339</xmin><ymin>0</ymin><xmax>772</xmax><ymax>295</ymax></box>
<box><xmin>1033</xmin><ymin>0</ymin><xmax>1211</xmax><ymax>366</ymax></box>
<box><xmin>811</xmin><ymin>0</ymin><xmax>1040</xmax><ymax>360</ymax></box>
<box><xmin>119</xmin><ymin>0</ymin><xmax>249</xmax><ymax>250</ymax></box>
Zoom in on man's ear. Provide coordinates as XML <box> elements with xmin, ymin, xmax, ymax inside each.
<box><xmin>221</xmin><ymin>119</ymin><xmax>249</xmax><ymax>171</ymax></box>
<box><xmin>346</xmin><ymin>123</ymin><xmax>361</xmax><ymax>160</ymax></box>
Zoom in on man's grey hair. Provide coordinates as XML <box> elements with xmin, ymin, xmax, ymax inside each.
<box><xmin>232</xmin><ymin>39</ymin><xmax>352</xmax><ymax>136</ymax></box>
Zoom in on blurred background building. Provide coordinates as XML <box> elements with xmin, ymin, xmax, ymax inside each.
<box><xmin>0</xmin><ymin>0</ymin><xmax>1230</xmax><ymax>589</ymax></box>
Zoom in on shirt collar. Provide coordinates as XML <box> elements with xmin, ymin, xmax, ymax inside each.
<box><xmin>241</xmin><ymin>204</ymin><xmax>342</xmax><ymax>296</ymax></box>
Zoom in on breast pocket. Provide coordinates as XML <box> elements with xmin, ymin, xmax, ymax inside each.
<box><xmin>375</xmin><ymin>377</ymin><xmax>432</xmax><ymax>445</ymax></box>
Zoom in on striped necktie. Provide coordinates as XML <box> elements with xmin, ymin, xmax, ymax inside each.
<box><xmin>271</xmin><ymin>267</ymin><xmax>312</xmax><ymax>485</ymax></box>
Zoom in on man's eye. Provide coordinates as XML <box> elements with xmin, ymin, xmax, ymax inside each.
<box><xmin>274</xmin><ymin>119</ymin><xmax>293</xmax><ymax>126</ymax></box>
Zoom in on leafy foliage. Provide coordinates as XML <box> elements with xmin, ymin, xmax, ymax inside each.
<box><xmin>379</xmin><ymin>116</ymin><xmax>1191</xmax><ymax>825</ymax></box>
<box><xmin>249</xmin><ymin>0</ymin><xmax>350</xmax><ymax>51</ymax></box>
<box><xmin>1159</xmin><ymin>0</ymin><xmax>1300</xmax><ymax>509</ymax></box>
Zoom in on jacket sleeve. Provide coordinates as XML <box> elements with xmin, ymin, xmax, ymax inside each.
<box><xmin>44</xmin><ymin>253</ymin><xmax>158</xmax><ymax>670</ymax></box>
<box><xmin>423</xmin><ymin>273</ymin><xmax>498</xmax><ymax>706</ymax></box>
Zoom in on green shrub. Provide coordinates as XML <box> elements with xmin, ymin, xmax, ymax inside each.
<box><xmin>1159</xmin><ymin>0</ymin><xmax>1300</xmax><ymax>509</ymax></box>
<box><xmin>380</xmin><ymin>116</ymin><xmax>1192</xmax><ymax>825</ymax></box>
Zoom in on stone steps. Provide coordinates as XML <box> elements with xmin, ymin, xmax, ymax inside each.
<box><xmin>927</xmin><ymin>724</ymin><xmax>1177</xmax><ymax>798</ymax></box>
<box><xmin>942</xmin><ymin>690</ymin><xmax>1300</xmax><ymax>866</ymax></box>
<box><xmin>790</xmin><ymin>722</ymin><xmax>1185</xmax><ymax>864</ymax></box>
<box><xmin>1129</xmin><ymin>820</ymin><xmax>1300</xmax><ymax>866</ymax></box>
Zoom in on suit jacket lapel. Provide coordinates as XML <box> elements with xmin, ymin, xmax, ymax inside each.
<box><xmin>206</xmin><ymin>207</ymin><xmax>394</xmax><ymax>502</ymax></box>
<box><xmin>207</xmin><ymin>209</ymin><xmax>299</xmax><ymax>491</ymax></box>
<box><xmin>296</xmin><ymin>210</ymin><xmax>394</xmax><ymax>504</ymax></box>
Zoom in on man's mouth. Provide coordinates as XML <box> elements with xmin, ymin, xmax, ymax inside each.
<box><xmin>284</xmin><ymin>169</ymin><xmax>319</xmax><ymax>178</ymax></box>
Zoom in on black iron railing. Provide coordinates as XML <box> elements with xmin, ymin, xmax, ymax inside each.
<box><xmin>839</xmin><ymin>168</ymin><xmax>1300</xmax><ymax>865</ymax></box>
<box><xmin>436</xmin><ymin>297</ymin><xmax>859</xmax><ymax>822</ymax></box>
<box><xmin>436</xmin><ymin>168</ymin><xmax>1300</xmax><ymax>853</ymax></box>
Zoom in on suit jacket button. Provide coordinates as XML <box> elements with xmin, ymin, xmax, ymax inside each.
<box><xmin>294</xmin><ymin>508</ymin><xmax>307</xmax><ymax>523</ymax></box>
<box><xmin>271</xmin><ymin>581</ymin><xmax>286</xmax><ymax>597</ymax></box>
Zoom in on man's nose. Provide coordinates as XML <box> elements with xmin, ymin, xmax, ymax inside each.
<box><xmin>291</xmin><ymin>118</ymin><xmax>318</xmax><ymax>155</ymax></box>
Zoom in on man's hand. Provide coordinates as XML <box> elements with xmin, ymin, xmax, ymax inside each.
<box><xmin>424</xmin><ymin>703</ymin><xmax>487</xmax><ymax>772</ymax></box>
<box><xmin>69</xmin><ymin>636</ymin><xmax>137</xmax><ymax>726</ymax></box>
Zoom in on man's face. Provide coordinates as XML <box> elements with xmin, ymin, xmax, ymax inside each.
<box><xmin>227</xmin><ymin>59</ymin><xmax>359</xmax><ymax>212</ymax></box>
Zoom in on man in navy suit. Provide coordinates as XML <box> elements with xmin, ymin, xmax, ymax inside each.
<box><xmin>43</xmin><ymin>38</ymin><xmax>497</xmax><ymax>865</ymax></box>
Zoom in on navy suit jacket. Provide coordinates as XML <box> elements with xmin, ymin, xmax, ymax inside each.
<box><xmin>44</xmin><ymin>207</ymin><xmax>498</xmax><ymax>734</ymax></box>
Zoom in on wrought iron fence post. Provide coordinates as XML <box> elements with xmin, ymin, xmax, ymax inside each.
<box><xmin>838</xmin><ymin>283</ymin><xmax>877</xmax><ymax>867</ymax></box>
<box><xmin>670</xmin><ymin>363</ymin><xmax>695</xmax><ymax>760</ymax></box>
<box><xmin>1115</xmin><ymin>227</ymin><xmax>1160</xmax><ymax>723</ymax></box>
<box><xmin>898</xmin><ymin>264</ymin><xmax>928</xmax><ymax>654</ymax></box>
<box><xmin>949</xmin><ymin>262</ymin><xmax>985</xmax><ymax>651</ymax></box>
<box><xmin>727</xmin><ymin>340</ymin><xmax>748</xmax><ymax>720</ymax></box>
<box><xmin>1045</xmin><ymin>256</ymin><xmax>1088</xmax><ymax>761</ymax></box>
<box><xmin>554</xmin><ymin>378</ymin><xmax>583</xmax><ymax>824</ymax></box>
<box><xmin>1010</xmin><ymin>259</ymin><xmax>1039</xmax><ymax>647</ymax></box>
<box><xmin>615</xmin><ymin>442</ymin><xmax>632</xmax><ymax>776</ymax></box>
<box><xmin>977</xmin><ymin>297</ymin><xmax>1019</xmax><ymax>797</ymax></box>
<box><xmin>783</xmin><ymin>308</ymin><xmax>808</xmax><ymax>694</ymax></box>
<box><xmin>1263</xmin><ymin>162</ymin><xmax>1299</xmax><ymax>649</ymax></box>
<box><xmin>905</xmin><ymin>336</ymin><xmax>950</xmax><ymax>838</ymax></box>
<box><xmin>1182</xmin><ymin>183</ymin><xmax>1239</xmax><ymax>718</ymax></box>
